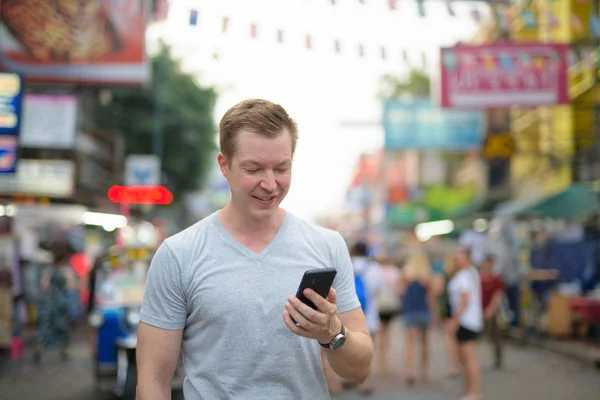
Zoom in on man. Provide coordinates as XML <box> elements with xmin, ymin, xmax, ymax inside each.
<box><xmin>480</xmin><ymin>256</ymin><xmax>504</xmax><ymax>369</ymax></box>
<box><xmin>137</xmin><ymin>99</ymin><xmax>373</xmax><ymax>400</ymax></box>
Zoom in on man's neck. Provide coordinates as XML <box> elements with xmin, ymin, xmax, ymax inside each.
<box><xmin>219</xmin><ymin>202</ymin><xmax>285</xmax><ymax>238</ymax></box>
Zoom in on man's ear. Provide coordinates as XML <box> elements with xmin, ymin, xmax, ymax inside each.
<box><xmin>217</xmin><ymin>152</ymin><xmax>229</xmax><ymax>179</ymax></box>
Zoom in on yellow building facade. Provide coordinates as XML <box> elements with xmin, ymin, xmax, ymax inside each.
<box><xmin>509</xmin><ymin>0</ymin><xmax>598</xmax><ymax>202</ymax></box>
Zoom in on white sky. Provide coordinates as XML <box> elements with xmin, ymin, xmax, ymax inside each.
<box><xmin>149</xmin><ymin>0</ymin><xmax>487</xmax><ymax>221</ymax></box>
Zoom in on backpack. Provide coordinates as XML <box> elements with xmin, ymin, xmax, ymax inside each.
<box><xmin>355</xmin><ymin>274</ymin><xmax>369</xmax><ymax>311</ymax></box>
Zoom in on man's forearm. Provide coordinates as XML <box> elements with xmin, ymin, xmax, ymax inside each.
<box><xmin>137</xmin><ymin>377</ymin><xmax>172</xmax><ymax>400</ymax></box>
<box><xmin>325</xmin><ymin>328</ymin><xmax>373</xmax><ymax>384</ymax></box>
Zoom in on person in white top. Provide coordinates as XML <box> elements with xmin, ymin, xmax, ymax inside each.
<box><xmin>448</xmin><ymin>249</ymin><xmax>483</xmax><ymax>400</ymax></box>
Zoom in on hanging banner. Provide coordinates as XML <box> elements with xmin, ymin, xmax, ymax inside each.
<box><xmin>383</xmin><ymin>100</ymin><xmax>484</xmax><ymax>150</ymax></box>
<box><xmin>0</xmin><ymin>0</ymin><xmax>149</xmax><ymax>85</ymax></box>
<box><xmin>440</xmin><ymin>43</ymin><xmax>570</xmax><ymax>108</ymax></box>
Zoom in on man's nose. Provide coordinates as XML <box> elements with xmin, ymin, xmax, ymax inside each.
<box><xmin>260</xmin><ymin>171</ymin><xmax>277</xmax><ymax>191</ymax></box>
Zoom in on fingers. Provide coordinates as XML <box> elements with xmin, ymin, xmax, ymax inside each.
<box><xmin>282</xmin><ymin>310</ymin><xmax>310</xmax><ymax>336</ymax></box>
<box><xmin>285</xmin><ymin>300</ymin><xmax>318</xmax><ymax>330</ymax></box>
<box><xmin>303</xmin><ymin>289</ymin><xmax>336</xmax><ymax>315</ymax></box>
<box><xmin>326</xmin><ymin>288</ymin><xmax>337</xmax><ymax>305</ymax></box>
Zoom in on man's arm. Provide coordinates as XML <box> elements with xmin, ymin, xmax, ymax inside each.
<box><xmin>326</xmin><ymin>307</ymin><xmax>373</xmax><ymax>383</ymax></box>
<box><xmin>136</xmin><ymin>323</ymin><xmax>183</xmax><ymax>400</ymax></box>
<box><xmin>283</xmin><ymin>289</ymin><xmax>373</xmax><ymax>384</ymax></box>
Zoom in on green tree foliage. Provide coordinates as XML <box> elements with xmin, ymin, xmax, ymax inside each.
<box><xmin>378</xmin><ymin>68</ymin><xmax>431</xmax><ymax>100</ymax></box>
<box><xmin>95</xmin><ymin>43</ymin><xmax>218</xmax><ymax>199</ymax></box>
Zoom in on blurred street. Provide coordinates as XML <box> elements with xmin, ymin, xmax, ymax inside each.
<box><xmin>1</xmin><ymin>319</ymin><xmax>599</xmax><ymax>400</ymax></box>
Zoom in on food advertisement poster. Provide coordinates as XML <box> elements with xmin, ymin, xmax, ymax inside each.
<box><xmin>0</xmin><ymin>0</ymin><xmax>150</xmax><ymax>85</ymax></box>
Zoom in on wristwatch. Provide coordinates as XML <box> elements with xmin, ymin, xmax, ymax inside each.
<box><xmin>319</xmin><ymin>323</ymin><xmax>346</xmax><ymax>351</ymax></box>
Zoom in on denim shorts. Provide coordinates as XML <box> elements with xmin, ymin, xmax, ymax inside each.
<box><xmin>403</xmin><ymin>312</ymin><xmax>430</xmax><ymax>328</ymax></box>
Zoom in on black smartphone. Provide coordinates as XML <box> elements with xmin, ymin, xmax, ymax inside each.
<box><xmin>295</xmin><ymin>268</ymin><xmax>337</xmax><ymax>310</ymax></box>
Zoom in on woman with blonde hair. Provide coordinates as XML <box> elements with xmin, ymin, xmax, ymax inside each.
<box><xmin>398</xmin><ymin>235</ymin><xmax>434</xmax><ymax>385</ymax></box>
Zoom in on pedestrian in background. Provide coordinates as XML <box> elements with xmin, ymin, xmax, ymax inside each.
<box><xmin>351</xmin><ymin>241</ymin><xmax>383</xmax><ymax>394</ymax></box>
<box><xmin>436</xmin><ymin>252</ymin><xmax>461</xmax><ymax>378</ymax></box>
<box><xmin>34</xmin><ymin>243</ymin><xmax>77</xmax><ymax>363</ymax></box>
<box><xmin>374</xmin><ymin>254</ymin><xmax>401</xmax><ymax>375</ymax></box>
<box><xmin>448</xmin><ymin>249</ymin><xmax>483</xmax><ymax>400</ymax></box>
<box><xmin>398</xmin><ymin>234</ymin><xmax>434</xmax><ymax>386</ymax></box>
<box><xmin>480</xmin><ymin>255</ymin><xmax>505</xmax><ymax>369</ymax></box>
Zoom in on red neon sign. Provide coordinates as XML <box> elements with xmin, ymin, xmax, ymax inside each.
<box><xmin>108</xmin><ymin>185</ymin><xmax>173</xmax><ymax>205</ymax></box>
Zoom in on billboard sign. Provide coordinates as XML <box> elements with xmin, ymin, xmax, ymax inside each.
<box><xmin>0</xmin><ymin>72</ymin><xmax>23</xmax><ymax>173</ymax></box>
<box><xmin>440</xmin><ymin>43</ymin><xmax>570</xmax><ymax>108</ymax></box>
<box><xmin>0</xmin><ymin>0</ymin><xmax>150</xmax><ymax>85</ymax></box>
<box><xmin>383</xmin><ymin>100</ymin><xmax>484</xmax><ymax>150</ymax></box>
<box><xmin>125</xmin><ymin>155</ymin><xmax>161</xmax><ymax>186</ymax></box>
<box><xmin>21</xmin><ymin>94</ymin><xmax>78</xmax><ymax>149</ymax></box>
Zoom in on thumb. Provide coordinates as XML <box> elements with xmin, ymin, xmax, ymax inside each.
<box><xmin>327</xmin><ymin>288</ymin><xmax>337</xmax><ymax>305</ymax></box>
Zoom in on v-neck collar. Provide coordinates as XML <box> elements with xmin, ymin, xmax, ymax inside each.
<box><xmin>211</xmin><ymin>210</ymin><xmax>290</xmax><ymax>261</ymax></box>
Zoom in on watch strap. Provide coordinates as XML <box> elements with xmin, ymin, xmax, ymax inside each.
<box><xmin>319</xmin><ymin>323</ymin><xmax>345</xmax><ymax>349</ymax></box>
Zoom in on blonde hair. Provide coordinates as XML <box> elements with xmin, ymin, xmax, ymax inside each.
<box><xmin>443</xmin><ymin>252</ymin><xmax>458</xmax><ymax>278</ymax></box>
<box><xmin>219</xmin><ymin>99</ymin><xmax>298</xmax><ymax>164</ymax></box>
<box><xmin>403</xmin><ymin>246</ymin><xmax>431</xmax><ymax>281</ymax></box>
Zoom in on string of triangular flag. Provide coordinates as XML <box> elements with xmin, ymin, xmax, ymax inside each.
<box><xmin>187</xmin><ymin>0</ymin><xmax>487</xmax><ymax>26</ymax></box>
<box><xmin>185</xmin><ymin>0</ymin><xmax>489</xmax><ymax>66</ymax></box>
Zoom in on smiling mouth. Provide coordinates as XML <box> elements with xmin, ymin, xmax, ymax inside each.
<box><xmin>252</xmin><ymin>195</ymin><xmax>276</xmax><ymax>202</ymax></box>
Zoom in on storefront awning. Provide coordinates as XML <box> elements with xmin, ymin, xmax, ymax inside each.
<box><xmin>494</xmin><ymin>184</ymin><xmax>598</xmax><ymax>220</ymax></box>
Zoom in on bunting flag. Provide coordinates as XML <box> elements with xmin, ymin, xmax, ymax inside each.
<box><xmin>189</xmin><ymin>9</ymin><xmax>199</xmax><ymax>26</ymax></box>
<box><xmin>590</xmin><ymin>15</ymin><xmax>600</xmax><ymax>37</ymax></box>
<box><xmin>446</xmin><ymin>1</ymin><xmax>455</xmax><ymax>17</ymax></box>
<box><xmin>417</xmin><ymin>0</ymin><xmax>425</xmax><ymax>18</ymax></box>
<box><xmin>401</xmin><ymin>49</ymin><xmax>409</xmax><ymax>63</ymax></box>
<box><xmin>178</xmin><ymin>9</ymin><xmax>442</xmax><ymax>67</ymax></box>
<box><xmin>222</xmin><ymin>16</ymin><xmax>229</xmax><ymax>33</ymax></box>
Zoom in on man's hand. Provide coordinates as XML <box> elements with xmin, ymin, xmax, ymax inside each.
<box><xmin>484</xmin><ymin>307</ymin><xmax>495</xmax><ymax>320</ymax></box>
<box><xmin>282</xmin><ymin>288</ymin><xmax>342</xmax><ymax>344</ymax></box>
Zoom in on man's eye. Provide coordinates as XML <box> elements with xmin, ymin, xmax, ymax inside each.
<box><xmin>275</xmin><ymin>168</ymin><xmax>289</xmax><ymax>173</ymax></box>
<box><xmin>246</xmin><ymin>169</ymin><xmax>259</xmax><ymax>173</ymax></box>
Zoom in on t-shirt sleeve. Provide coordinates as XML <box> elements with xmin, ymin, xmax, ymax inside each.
<box><xmin>330</xmin><ymin>232</ymin><xmax>361</xmax><ymax>313</ymax></box>
<box><xmin>140</xmin><ymin>241</ymin><xmax>187</xmax><ymax>330</ymax></box>
<box><xmin>454</xmin><ymin>271</ymin><xmax>471</xmax><ymax>295</ymax></box>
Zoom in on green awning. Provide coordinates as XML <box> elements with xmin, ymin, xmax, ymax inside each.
<box><xmin>528</xmin><ymin>184</ymin><xmax>597</xmax><ymax>220</ymax></box>
<box><xmin>495</xmin><ymin>184</ymin><xmax>598</xmax><ymax>220</ymax></box>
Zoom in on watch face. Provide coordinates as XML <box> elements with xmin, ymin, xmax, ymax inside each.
<box><xmin>331</xmin><ymin>334</ymin><xmax>346</xmax><ymax>350</ymax></box>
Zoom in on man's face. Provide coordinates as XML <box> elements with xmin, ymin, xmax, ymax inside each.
<box><xmin>218</xmin><ymin>129</ymin><xmax>292</xmax><ymax>221</ymax></box>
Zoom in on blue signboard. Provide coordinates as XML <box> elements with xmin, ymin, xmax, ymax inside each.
<box><xmin>0</xmin><ymin>72</ymin><xmax>23</xmax><ymax>174</ymax></box>
<box><xmin>382</xmin><ymin>100</ymin><xmax>484</xmax><ymax>150</ymax></box>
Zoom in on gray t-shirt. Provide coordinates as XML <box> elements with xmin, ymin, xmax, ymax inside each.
<box><xmin>140</xmin><ymin>211</ymin><xmax>360</xmax><ymax>400</ymax></box>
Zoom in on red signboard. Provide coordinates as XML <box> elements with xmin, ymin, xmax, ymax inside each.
<box><xmin>440</xmin><ymin>43</ymin><xmax>570</xmax><ymax>109</ymax></box>
<box><xmin>108</xmin><ymin>185</ymin><xmax>173</xmax><ymax>205</ymax></box>
<box><xmin>0</xmin><ymin>0</ymin><xmax>149</xmax><ymax>85</ymax></box>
